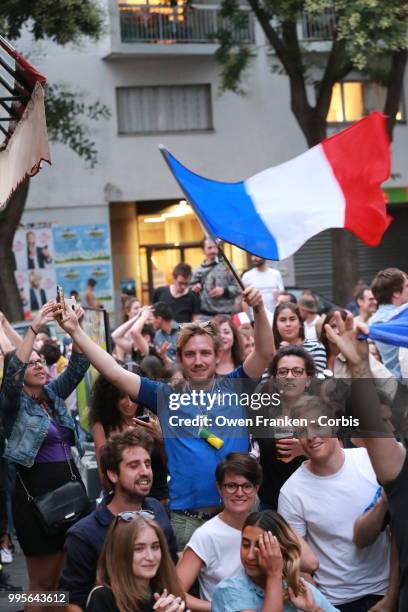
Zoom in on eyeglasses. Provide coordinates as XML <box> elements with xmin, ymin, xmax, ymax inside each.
<box><xmin>222</xmin><ymin>482</ymin><xmax>256</xmax><ymax>493</ymax></box>
<box><xmin>27</xmin><ymin>358</ymin><xmax>47</xmax><ymax>368</ymax></box>
<box><xmin>115</xmin><ymin>510</ymin><xmax>155</xmax><ymax>524</ymax></box>
<box><xmin>276</xmin><ymin>367</ymin><xmax>306</xmax><ymax>378</ymax></box>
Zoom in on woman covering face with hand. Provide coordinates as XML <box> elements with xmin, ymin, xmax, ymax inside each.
<box><xmin>212</xmin><ymin>511</ymin><xmax>338</xmax><ymax>612</ymax></box>
<box><xmin>86</xmin><ymin>514</ymin><xmax>187</xmax><ymax>612</ymax></box>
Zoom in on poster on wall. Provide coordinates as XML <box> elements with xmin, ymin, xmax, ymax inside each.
<box><xmin>12</xmin><ymin>222</ymin><xmax>114</xmax><ymax>317</ymax></box>
<box><xmin>55</xmin><ymin>263</ymin><xmax>113</xmax><ymax>311</ymax></box>
<box><xmin>53</xmin><ymin>224</ymin><xmax>111</xmax><ymax>264</ymax></box>
<box><xmin>13</xmin><ymin>225</ymin><xmax>55</xmax><ymax>272</ymax></box>
<box><xmin>15</xmin><ymin>269</ymin><xmax>57</xmax><ymax>313</ymax></box>
<box><xmin>76</xmin><ymin>307</ymin><xmax>112</xmax><ymax>433</ymax></box>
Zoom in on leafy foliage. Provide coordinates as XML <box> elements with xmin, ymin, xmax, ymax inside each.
<box><xmin>0</xmin><ymin>0</ymin><xmax>104</xmax><ymax>44</ymax></box>
<box><xmin>217</xmin><ymin>0</ymin><xmax>408</xmax><ymax>93</ymax></box>
<box><xmin>45</xmin><ymin>85</ymin><xmax>111</xmax><ymax>168</ymax></box>
<box><xmin>0</xmin><ymin>1</ymin><xmax>110</xmax><ymax>166</ymax></box>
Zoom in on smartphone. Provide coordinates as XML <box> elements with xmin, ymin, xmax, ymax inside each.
<box><xmin>56</xmin><ymin>285</ymin><xmax>64</xmax><ymax>304</ymax></box>
<box><xmin>136</xmin><ymin>415</ymin><xmax>150</xmax><ymax>423</ymax></box>
<box><xmin>56</xmin><ymin>285</ymin><xmax>77</xmax><ymax>311</ymax></box>
<box><xmin>66</xmin><ymin>295</ymin><xmax>77</xmax><ymax>311</ymax></box>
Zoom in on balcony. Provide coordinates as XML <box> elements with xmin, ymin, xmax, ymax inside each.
<box><xmin>299</xmin><ymin>9</ymin><xmax>336</xmax><ymax>42</ymax></box>
<box><xmin>105</xmin><ymin>2</ymin><xmax>254</xmax><ymax>58</ymax></box>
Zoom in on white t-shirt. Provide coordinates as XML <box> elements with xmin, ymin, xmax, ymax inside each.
<box><xmin>304</xmin><ymin>315</ymin><xmax>320</xmax><ymax>342</ymax></box>
<box><xmin>186</xmin><ymin>514</ymin><xmax>242</xmax><ymax>601</ymax></box>
<box><xmin>241</xmin><ymin>267</ymin><xmax>284</xmax><ymax>312</ymax></box>
<box><xmin>278</xmin><ymin>447</ymin><xmax>390</xmax><ymax>606</ymax></box>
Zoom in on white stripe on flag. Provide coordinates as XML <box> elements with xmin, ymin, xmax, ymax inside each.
<box><xmin>244</xmin><ymin>144</ymin><xmax>345</xmax><ymax>258</ymax></box>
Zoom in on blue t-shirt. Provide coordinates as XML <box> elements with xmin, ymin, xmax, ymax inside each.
<box><xmin>212</xmin><ymin>568</ymin><xmax>339</xmax><ymax>612</ymax></box>
<box><xmin>136</xmin><ymin>366</ymin><xmax>254</xmax><ymax>509</ymax></box>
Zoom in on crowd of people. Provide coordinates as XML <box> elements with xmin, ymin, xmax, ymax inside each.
<box><xmin>0</xmin><ymin>237</ymin><xmax>407</xmax><ymax>612</ymax></box>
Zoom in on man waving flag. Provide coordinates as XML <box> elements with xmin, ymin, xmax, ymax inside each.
<box><xmin>160</xmin><ymin>112</ymin><xmax>391</xmax><ymax>260</ymax></box>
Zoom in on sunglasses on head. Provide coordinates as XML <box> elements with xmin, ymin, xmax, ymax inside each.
<box><xmin>115</xmin><ymin>509</ymin><xmax>155</xmax><ymax>524</ymax></box>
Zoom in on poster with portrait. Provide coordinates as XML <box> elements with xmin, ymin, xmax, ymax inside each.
<box><xmin>12</xmin><ymin>222</ymin><xmax>114</xmax><ymax>317</ymax></box>
<box><xmin>14</xmin><ymin>268</ymin><xmax>57</xmax><ymax>315</ymax></box>
<box><xmin>13</xmin><ymin>225</ymin><xmax>55</xmax><ymax>272</ymax></box>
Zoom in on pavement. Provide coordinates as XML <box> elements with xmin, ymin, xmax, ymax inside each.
<box><xmin>0</xmin><ymin>541</ymin><xmax>28</xmax><ymax>612</ymax></box>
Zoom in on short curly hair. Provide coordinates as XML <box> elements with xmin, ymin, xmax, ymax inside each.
<box><xmin>100</xmin><ymin>429</ymin><xmax>154</xmax><ymax>480</ymax></box>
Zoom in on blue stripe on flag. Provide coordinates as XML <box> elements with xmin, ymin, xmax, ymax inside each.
<box><xmin>162</xmin><ymin>148</ymin><xmax>279</xmax><ymax>259</ymax></box>
<box><xmin>366</xmin><ymin>306</ymin><xmax>408</xmax><ymax>349</ymax></box>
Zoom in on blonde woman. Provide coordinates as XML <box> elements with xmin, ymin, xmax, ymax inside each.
<box><xmin>212</xmin><ymin>511</ymin><xmax>338</xmax><ymax>612</ymax></box>
<box><xmin>87</xmin><ymin>514</ymin><xmax>187</xmax><ymax>612</ymax></box>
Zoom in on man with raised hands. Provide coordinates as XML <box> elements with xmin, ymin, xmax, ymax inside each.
<box><xmin>324</xmin><ymin>311</ymin><xmax>407</xmax><ymax>610</ymax></box>
<box><xmin>53</xmin><ymin>286</ymin><xmax>275</xmax><ymax>550</ymax></box>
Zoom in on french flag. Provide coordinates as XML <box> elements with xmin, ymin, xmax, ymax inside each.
<box><xmin>365</xmin><ymin>306</ymin><xmax>408</xmax><ymax>349</ymax></box>
<box><xmin>160</xmin><ymin>113</ymin><xmax>391</xmax><ymax>260</ymax></box>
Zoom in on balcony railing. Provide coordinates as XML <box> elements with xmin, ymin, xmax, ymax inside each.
<box><xmin>119</xmin><ymin>4</ymin><xmax>254</xmax><ymax>44</ymax></box>
<box><xmin>300</xmin><ymin>9</ymin><xmax>336</xmax><ymax>41</ymax></box>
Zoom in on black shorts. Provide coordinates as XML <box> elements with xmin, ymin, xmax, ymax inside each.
<box><xmin>13</xmin><ymin>460</ymin><xmax>87</xmax><ymax>557</ymax></box>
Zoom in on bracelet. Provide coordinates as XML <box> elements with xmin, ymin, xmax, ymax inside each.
<box><xmin>30</xmin><ymin>325</ymin><xmax>39</xmax><ymax>335</ymax></box>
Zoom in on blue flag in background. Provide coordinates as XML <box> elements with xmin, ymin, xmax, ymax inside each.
<box><xmin>366</xmin><ymin>306</ymin><xmax>408</xmax><ymax>349</ymax></box>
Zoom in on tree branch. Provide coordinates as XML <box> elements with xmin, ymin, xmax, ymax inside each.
<box><xmin>245</xmin><ymin>0</ymin><xmax>297</xmax><ymax>78</ymax></box>
<box><xmin>384</xmin><ymin>49</ymin><xmax>407</xmax><ymax>140</ymax></box>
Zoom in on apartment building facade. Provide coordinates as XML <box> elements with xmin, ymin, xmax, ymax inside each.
<box><xmin>19</xmin><ymin>0</ymin><xmax>408</xmax><ymax>314</ymax></box>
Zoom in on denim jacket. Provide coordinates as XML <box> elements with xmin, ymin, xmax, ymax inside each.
<box><xmin>0</xmin><ymin>350</ymin><xmax>90</xmax><ymax>467</ymax></box>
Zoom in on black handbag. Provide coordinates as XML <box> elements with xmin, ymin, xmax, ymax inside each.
<box><xmin>17</xmin><ymin>423</ymin><xmax>90</xmax><ymax>536</ymax></box>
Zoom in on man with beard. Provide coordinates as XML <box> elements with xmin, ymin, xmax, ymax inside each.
<box><xmin>242</xmin><ymin>255</ymin><xmax>284</xmax><ymax>314</ymax></box>
<box><xmin>59</xmin><ymin>428</ymin><xmax>177</xmax><ymax>612</ymax></box>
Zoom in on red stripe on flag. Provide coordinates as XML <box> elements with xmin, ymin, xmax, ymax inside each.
<box><xmin>322</xmin><ymin>113</ymin><xmax>392</xmax><ymax>246</ymax></box>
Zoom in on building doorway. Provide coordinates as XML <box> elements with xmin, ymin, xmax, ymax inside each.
<box><xmin>140</xmin><ymin>242</ymin><xmax>202</xmax><ymax>302</ymax></box>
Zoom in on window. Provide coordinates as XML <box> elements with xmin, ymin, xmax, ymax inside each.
<box><xmin>327</xmin><ymin>82</ymin><xmax>404</xmax><ymax>123</ymax></box>
<box><xmin>117</xmin><ymin>84</ymin><xmax>213</xmax><ymax>134</ymax></box>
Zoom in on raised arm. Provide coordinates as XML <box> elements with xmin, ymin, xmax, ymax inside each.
<box><xmin>0</xmin><ymin>311</ymin><xmax>23</xmax><ymax>348</ymax></box>
<box><xmin>324</xmin><ymin>313</ymin><xmax>406</xmax><ymax>485</ymax></box>
<box><xmin>243</xmin><ymin>287</ymin><xmax>275</xmax><ymax>378</ymax></box>
<box><xmin>55</xmin><ymin>302</ymin><xmax>141</xmax><ymax>399</ymax></box>
<box><xmin>111</xmin><ymin>312</ymin><xmax>141</xmax><ymax>357</ymax></box>
<box><xmin>129</xmin><ymin>306</ymin><xmax>153</xmax><ymax>356</ymax></box>
<box><xmin>16</xmin><ymin>302</ymin><xmax>55</xmax><ymax>363</ymax></box>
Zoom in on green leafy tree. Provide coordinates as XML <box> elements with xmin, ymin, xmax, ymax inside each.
<box><xmin>0</xmin><ymin>0</ymin><xmax>109</xmax><ymax>320</ymax></box>
<box><xmin>216</xmin><ymin>0</ymin><xmax>408</xmax><ymax>303</ymax></box>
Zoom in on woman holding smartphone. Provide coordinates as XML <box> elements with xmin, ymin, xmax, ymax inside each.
<box><xmin>90</xmin><ymin>372</ymin><xmax>168</xmax><ymax>502</ymax></box>
<box><xmin>0</xmin><ymin>302</ymin><xmax>90</xmax><ymax>607</ymax></box>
